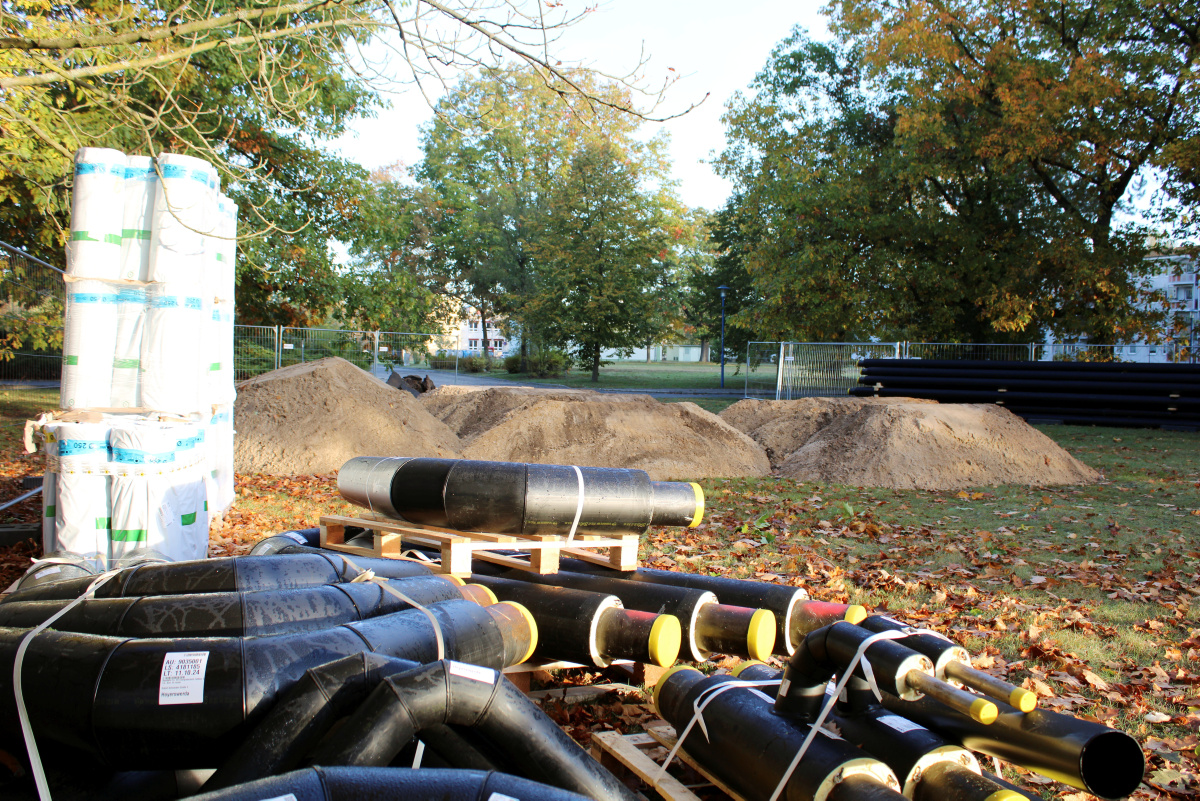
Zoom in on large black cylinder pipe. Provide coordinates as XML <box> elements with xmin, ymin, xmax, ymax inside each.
<box><xmin>0</xmin><ymin>575</ymin><xmax>474</xmax><ymax>637</ymax></box>
<box><xmin>879</xmin><ymin>691</ymin><xmax>1144</xmax><ymax>798</ymax></box>
<box><xmin>469</xmin><ymin>575</ymin><xmax>681</xmax><ymax>667</ymax></box>
<box><xmin>309</xmin><ymin>660</ymin><xmax>639</xmax><ymax>801</ymax></box>
<box><xmin>1</xmin><ymin>552</ymin><xmax>434</xmax><ymax>604</ymax></box>
<box><xmin>0</xmin><ymin>599</ymin><xmax>536</xmax><ymax>768</ymax></box>
<box><xmin>655</xmin><ymin>667</ymin><xmax>905</xmax><ymax>801</ymax></box>
<box><xmin>472</xmin><ymin>566</ymin><xmax>772</xmax><ymax>662</ymax></box>
<box><xmin>859</xmin><ymin>365</ymin><xmax>1200</xmax><ymax>385</ymax></box>
<box><xmin>193</xmin><ymin>766</ymin><xmax>595</xmax><ymax>801</ymax></box>
<box><xmin>249</xmin><ymin>528</ymin><xmax>323</xmax><ymax>555</ymax></box>
<box><xmin>857</xmin><ymin>374</ymin><xmax>1200</xmax><ymax>397</ymax></box>
<box><xmin>858</xmin><ymin>358</ymin><xmax>1200</xmax><ymax>376</ymax></box>
<box><xmin>337</xmin><ymin>457</ymin><xmax>704</xmax><ymax>535</ymax></box>
<box><xmin>850</xmin><ymin>386</ymin><xmax>1200</xmax><ymax>413</ymax></box>
<box><xmin>554</xmin><ymin>559</ymin><xmax>862</xmax><ymax>656</ymax></box>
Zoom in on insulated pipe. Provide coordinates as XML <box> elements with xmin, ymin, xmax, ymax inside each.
<box><xmin>249</xmin><ymin>528</ymin><xmax>323</xmax><ymax>555</ymax></box>
<box><xmin>0</xmin><ymin>576</ymin><xmax>474</xmax><ymax>637</ymax></box>
<box><xmin>469</xmin><ymin>575</ymin><xmax>681</xmax><ymax>667</ymax></box>
<box><xmin>309</xmin><ymin>660</ymin><xmax>640</xmax><ymax>801</ymax></box>
<box><xmin>473</xmin><ymin>566</ymin><xmax>772</xmax><ymax>662</ymax></box>
<box><xmin>849</xmin><ymin>387</ymin><xmax>1200</xmax><ymax>412</ymax></box>
<box><xmin>0</xmin><ymin>600</ymin><xmax>537</xmax><ymax>767</ymax></box>
<box><xmin>556</xmin><ymin>559</ymin><xmax>861</xmax><ymax>656</ymax></box>
<box><xmin>13</xmin><ymin>554</ymin><xmax>97</xmax><ymax>589</ymax></box>
<box><xmin>655</xmin><ymin>667</ymin><xmax>905</xmax><ymax>801</ymax></box>
<box><xmin>337</xmin><ymin>457</ymin><xmax>704</xmax><ymax>536</ymax></box>
<box><xmin>1</xmin><ymin>552</ymin><xmax>432</xmax><ymax>603</ymax></box>
<box><xmin>857</xmin><ymin>617</ymin><xmax>1036</xmax><ymax>712</ymax></box>
<box><xmin>856</xmin><ymin>374</ymin><xmax>1199</xmax><ymax>397</ymax></box>
<box><xmin>879</xmin><ymin>692</ymin><xmax>1145</xmax><ymax>799</ymax></box>
<box><xmin>858</xmin><ymin>358</ymin><xmax>1200</xmax><ymax>376</ymax></box>
<box><xmin>859</xmin><ymin>366</ymin><xmax>1200</xmax><ymax>386</ymax></box>
<box><xmin>192</xmin><ymin>767</ymin><xmax>596</xmax><ymax>801</ymax></box>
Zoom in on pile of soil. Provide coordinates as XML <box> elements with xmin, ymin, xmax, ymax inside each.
<box><xmin>720</xmin><ymin>397</ymin><xmax>936</xmax><ymax>468</ymax></box>
<box><xmin>423</xmin><ymin>388</ymin><xmax>770</xmax><ymax>480</ymax></box>
<box><xmin>722</xmin><ymin>398</ymin><xmax>1098</xmax><ymax>489</ymax></box>
<box><xmin>235</xmin><ymin>358</ymin><xmax>461</xmax><ymax>475</ymax></box>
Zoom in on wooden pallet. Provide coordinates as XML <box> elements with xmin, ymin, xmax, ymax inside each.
<box><xmin>319</xmin><ymin>513</ymin><xmax>640</xmax><ymax>577</ymax></box>
<box><xmin>590</xmin><ymin>722</ymin><xmax>742</xmax><ymax>801</ymax></box>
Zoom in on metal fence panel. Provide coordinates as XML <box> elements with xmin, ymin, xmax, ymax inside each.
<box><xmin>0</xmin><ymin>243</ymin><xmax>65</xmax><ymax>395</ymax></box>
<box><xmin>903</xmin><ymin>342</ymin><xmax>1037</xmax><ymax>361</ymax></box>
<box><xmin>233</xmin><ymin>325</ymin><xmax>277</xmax><ymax>381</ymax></box>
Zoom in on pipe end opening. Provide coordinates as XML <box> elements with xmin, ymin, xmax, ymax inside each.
<box><xmin>1079</xmin><ymin>730</ymin><xmax>1146</xmax><ymax>799</ymax></box>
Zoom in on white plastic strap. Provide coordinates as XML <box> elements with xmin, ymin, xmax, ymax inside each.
<box><xmin>767</xmin><ymin>628</ymin><xmax>916</xmax><ymax>801</ymax></box>
<box><xmin>14</xmin><ymin>568</ymin><xmax>122</xmax><ymax>801</ymax></box>
<box><xmin>339</xmin><ymin>554</ymin><xmax>445</xmax><ymax>660</ymax></box>
<box><xmin>652</xmin><ymin>679</ymin><xmax>782</xmax><ymax>787</ymax></box>
<box><xmin>565</xmin><ymin>465</ymin><xmax>585</xmax><ymax>543</ymax></box>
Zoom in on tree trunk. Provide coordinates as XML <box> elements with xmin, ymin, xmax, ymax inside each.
<box><xmin>520</xmin><ymin>334</ymin><xmax>529</xmax><ymax>373</ymax></box>
<box><xmin>646</xmin><ymin>338</ymin><xmax>652</xmax><ymax>363</ymax></box>
<box><xmin>700</xmin><ymin>338</ymin><xmax>709</xmax><ymax>362</ymax></box>
<box><xmin>590</xmin><ymin>345</ymin><xmax>601</xmax><ymax>382</ymax></box>
<box><xmin>480</xmin><ymin>314</ymin><xmax>490</xmax><ymax>364</ymax></box>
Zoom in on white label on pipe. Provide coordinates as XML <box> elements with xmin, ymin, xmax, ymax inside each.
<box><xmin>778</xmin><ymin>677</ymin><xmax>791</xmax><ymax>696</ymax></box>
<box><xmin>159</xmin><ymin>651</ymin><xmax>210</xmax><ymax>705</ymax></box>
<box><xmin>488</xmin><ymin>794</ymin><xmax>520</xmax><ymax>801</ymax></box>
<box><xmin>284</xmin><ymin>531</ymin><xmax>306</xmax><ymax>543</ymax></box>
<box><xmin>257</xmin><ymin>795</ymin><xmax>298</xmax><ymax>801</ymax></box>
<box><xmin>283</xmin><ymin>343</ymin><xmax>294</xmax><ymax>349</ymax></box>
<box><xmin>39</xmin><ymin>566</ymin><xmax>62</xmax><ymax>576</ymax></box>
<box><xmin>448</xmin><ymin>661</ymin><xmax>496</xmax><ymax>684</ymax></box>
<box><xmin>876</xmin><ymin>714</ymin><xmax>927</xmax><ymax>734</ymax></box>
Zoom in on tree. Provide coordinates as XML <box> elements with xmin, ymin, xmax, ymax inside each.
<box><xmin>717</xmin><ymin>25</ymin><xmax>1172</xmax><ymax>344</ymax></box>
<box><xmin>529</xmin><ymin>140</ymin><xmax>674</xmax><ymax>381</ymax></box>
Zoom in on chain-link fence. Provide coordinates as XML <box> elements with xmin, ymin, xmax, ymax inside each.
<box><xmin>233</xmin><ymin>326</ymin><xmax>441</xmax><ymax>381</ymax></box>
<box><xmin>0</xmin><ymin>243</ymin><xmax>65</xmax><ymax>400</ymax></box>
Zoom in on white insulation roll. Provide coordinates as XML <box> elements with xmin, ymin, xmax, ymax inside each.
<box><xmin>216</xmin><ymin>194</ymin><xmax>238</xmax><ymax>301</ymax></box>
<box><xmin>110</xmin><ymin>287</ymin><xmax>147</xmax><ymax>408</ymax></box>
<box><xmin>169</xmin><ymin>423</ymin><xmax>210</xmax><ymax>560</ymax></box>
<box><xmin>67</xmin><ymin>148</ymin><xmax>127</xmax><ymax>279</ymax></box>
<box><xmin>208</xmin><ymin>299</ymin><xmax>236</xmax><ymax>405</ymax></box>
<box><xmin>148</xmin><ymin>153</ymin><xmax>216</xmax><ymax>284</ymax></box>
<box><xmin>119</xmin><ymin>156</ymin><xmax>157</xmax><ymax>281</ymax></box>
<box><xmin>141</xmin><ymin>282</ymin><xmax>204</xmax><ymax>413</ymax></box>
<box><xmin>61</xmin><ymin>279</ymin><xmax>120</xmax><ymax>409</ymax></box>
<box><xmin>55</xmin><ymin>421</ymin><xmax>112</xmax><ymax>563</ymax></box>
<box><xmin>108</xmin><ymin>422</ymin><xmax>177</xmax><ymax>561</ymax></box>
<box><xmin>41</xmin><ymin>424</ymin><xmax>59</xmax><ymax>553</ymax></box>
<box><xmin>209</xmin><ymin>405</ymin><xmax>236</xmax><ymax>515</ymax></box>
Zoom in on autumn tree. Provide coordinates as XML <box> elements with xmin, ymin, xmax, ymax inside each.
<box><xmin>529</xmin><ymin>140</ymin><xmax>675</xmax><ymax>381</ymax></box>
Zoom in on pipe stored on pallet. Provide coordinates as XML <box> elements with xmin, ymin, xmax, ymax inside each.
<box><xmin>655</xmin><ymin>667</ymin><xmax>905</xmax><ymax>801</ymax></box>
<box><xmin>855</xmin><ymin>374</ymin><xmax>1199</xmax><ymax>398</ymax></box>
<box><xmin>879</xmin><ymin>692</ymin><xmax>1144</xmax><ymax>798</ymax></box>
<box><xmin>474</xmin><ymin>566</ymin><xmax>772</xmax><ymax>662</ymax></box>
<box><xmin>193</xmin><ymin>766</ymin><xmax>595</xmax><ymax>801</ymax></box>
<box><xmin>850</xmin><ymin>387</ymin><xmax>1200</xmax><ymax>413</ymax></box>
<box><xmin>556</xmin><ymin>559</ymin><xmax>863</xmax><ymax>656</ymax></box>
<box><xmin>309</xmin><ymin>660</ymin><xmax>639</xmax><ymax>801</ymax></box>
<box><xmin>858</xmin><ymin>365</ymin><xmax>1200</xmax><ymax>385</ymax></box>
<box><xmin>0</xmin><ymin>599</ymin><xmax>536</xmax><ymax>767</ymax></box>
<box><xmin>1</xmin><ymin>552</ymin><xmax>433</xmax><ymax>603</ymax></box>
<box><xmin>469</xmin><ymin>575</ymin><xmax>680</xmax><ymax>667</ymax></box>
<box><xmin>337</xmin><ymin>457</ymin><xmax>704</xmax><ymax>535</ymax></box>
<box><xmin>858</xmin><ymin>358</ymin><xmax>1200</xmax><ymax>376</ymax></box>
<box><xmin>0</xmin><ymin>575</ymin><xmax>476</xmax><ymax>637</ymax></box>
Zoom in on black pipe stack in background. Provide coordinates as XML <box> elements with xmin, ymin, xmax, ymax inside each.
<box><xmin>853</xmin><ymin>358</ymin><xmax>1200</xmax><ymax>429</ymax></box>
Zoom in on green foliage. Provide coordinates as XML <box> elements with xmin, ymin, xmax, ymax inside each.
<box><xmin>427</xmin><ymin>351</ymin><xmax>459</xmax><ymax>370</ymax></box>
<box><xmin>459</xmin><ymin>356</ymin><xmax>486</xmax><ymax>373</ymax></box>
<box><xmin>529</xmin><ymin>349</ymin><xmax>570</xmax><ymax>378</ymax></box>
<box><xmin>503</xmin><ymin>354</ymin><xmax>522</xmax><ymax>374</ymax></box>
<box><xmin>718</xmin><ymin>18</ymin><xmax>1182</xmax><ymax>344</ymax></box>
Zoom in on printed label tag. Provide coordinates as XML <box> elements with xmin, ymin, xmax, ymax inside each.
<box><xmin>284</xmin><ymin>531</ymin><xmax>307</xmax><ymax>543</ymax></box>
<box><xmin>38</xmin><ymin>565</ymin><xmax>62</xmax><ymax>576</ymax></box>
<box><xmin>778</xmin><ymin>677</ymin><xmax>791</xmax><ymax>696</ymax></box>
<box><xmin>159</xmin><ymin>651</ymin><xmax>210</xmax><ymax>705</ymax></box>
<box><xmin>448</xmin><ymin>661</ymin><xmax>496</xmax><ymax>684</ymax></box>
<box><xmin>487</xmin><ymin>794</ymin><xmax>520</xmax><ymax>801</ymax></box>
<box><xmin>876</xmin><ymin>714</ymin><xmax>926</xmax><ymax>734</ymax></box>
<box><xmin>257</xmin><ymin>795</ymin><xmax>298</xmax><ymax>801</ymax></box>
<box><xmin>283</xmin><ymin>343</ymin><xmax>294</xmax><ymax>349</ymax></box>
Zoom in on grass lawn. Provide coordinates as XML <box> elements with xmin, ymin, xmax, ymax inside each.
<box><xmin>474</xmin><ymin>360</ymin><xmax>754</xmax><ymax>390</ymax></box>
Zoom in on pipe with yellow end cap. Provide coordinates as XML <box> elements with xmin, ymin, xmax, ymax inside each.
<box><xmin>912</xmin><ymin>764</ymin><xmax>1031</xmax><ymax>801</ymax></box>
<box><xmin>905</xmin><ymin>671</ymin><xmax>999</xmax><ymax>725</ymax></box>
<box><xmin>943</xmin><ymin>661</ymin><xmax>1037</xmax><ymax>714</ymax></box>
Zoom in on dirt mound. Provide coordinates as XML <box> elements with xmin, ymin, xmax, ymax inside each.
<box><xmin>458</xmin><ymin>392</ymin><xmax>770</xmax><ymax>480</ymax></box>
<box><xmin>422</xmin><ymin>386</ymin><xmax>635</xmax><ymax>444</ymax></box>
<box><xmin>721</xmin><ymin>397</ymin><xmax>936</xmax><ymax>468</ymax></box>
<box><xmin>775</xmin><ymin>402</ymin><xmax>1100</xmax><ymax>489</ymax></box>
<box><xmin>235</xmin><ymin>357</ymin><xmax>461</xmax><ymax>474</ymax></box>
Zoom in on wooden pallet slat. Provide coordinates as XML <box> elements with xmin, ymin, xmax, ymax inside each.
<box><xmin>590</xmin><ymin>730</ymin><xmax>703</xmax><ymax>801</ymax></box>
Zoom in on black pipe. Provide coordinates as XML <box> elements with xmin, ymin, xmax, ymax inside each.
<box><xmin>0</xmin><ymin>599</ymin><xmax>537</xmax><ymax>767</ymax></box>
<box><xmin>858</xmin><ymin>358</ymin><xmax>1200</xmax><ymax>375</ymax></box>
<box><xmin>469</xmin><ymin>575</ymin><xmax>681</xmax><ymax>667</ymax></box>
<box><xmin>775</xmin><ymin>622</ymin><xmax>932</xmax><ymax>721</ymax></box>
<box><xmin>654</xmin><ymin>667</ymin><xmax>905</xmax><ymax>801</ymax></box>
<box><xmin>337</xmin><ymin>457</ymin><xmax>704</xmax><ymax>535</ymax></box>
<box><xmin>859</xmin><ymin>365</ymin><xmax>1200</xmax><ymax>385</ymax></box>
<box><xmin>309</xmin><ymin>660</ymin><xmax>639</xmax><ymax>801</ymax></box>
<box><xmin>849</xmin><ymin>387</ymin><xmax>1200</xmax><ymax>412</ymax></box>
<box><xmin>249</xmin><ymin>528</ymin><xmax>323</xmax><ymax>555</ymax></box>
<box><xmin>857</xmin><ymin>374</ymin><xmax>1200</xmax><ymax>397</ymax></box>
<box><xmin>857</xmin><ymin>615</ymin><xmax>968</xmax><ymax>678</ymax></box>
<box><xmin>879</xmin><ymin>691</ymin><xmax>1145</xmax><ymax>798</ymax></box>
<box><xmin>13</xmin><ymin>555</ymin><xmax>96</xmax><ymax>590</ymax></box>
<box><xmin>0</xmin><ymin>575</ymin><xmax>473</xmax><ymax>637</ymax></box>
<box><xmin>192</xmin><ymin>766</ymin><xmax>595</xmax><ymax>801</ymax></box>
<box><xmin>472</xmin><ymin>566</ymin><xmax>772</xmax><ymax>662</ymax></box>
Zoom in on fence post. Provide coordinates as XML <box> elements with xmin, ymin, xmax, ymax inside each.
<box><xmin>274</xmin><ymin>326</ymin><xmax>281</xmax><ymax>371</ymax></box>
<box><xmin>775</xmin><ymin>343</ymin><xmax>785</xmax><ymax>400</ymax></box>
<box><xmin>372</xmin><ymin>331</ymin><xmax>380</xmax><ymax>376</ymax></box>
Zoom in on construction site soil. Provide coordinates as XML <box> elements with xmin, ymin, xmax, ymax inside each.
<box><xmin>235</xmin><ymin>359</ymin><xmax>1099</xmax><ymax>488</ymax></box>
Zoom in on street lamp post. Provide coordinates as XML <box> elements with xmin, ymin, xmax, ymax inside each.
<box><xmin>718</xmin><ymin>285</ymin><xmax>730</xmax><ymax>389</ymax></box>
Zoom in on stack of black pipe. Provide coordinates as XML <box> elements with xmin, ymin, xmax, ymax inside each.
<box><xmin>852</xmin><ymin>358</ymin><xmax>1200</xmax><ymax>429</ymax></box>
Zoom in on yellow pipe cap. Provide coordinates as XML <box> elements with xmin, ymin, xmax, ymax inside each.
<box><xmin>843</xmin><ymin>605</ymin><xmax>868</xmax><ymax>624</ymax></box>
<box><xmin>653</xmin><ymin>665</ymin><xmax>700</xmax><ymax>715</ymax></box>
<box><xmin>970</xmin><ymin>697</ymin><xmax>999</xmax><ymax>725</ymax></box>
<box><xmin>688</xmin><ymin>483</ymin><xmax>705</xmax><ymax>527</ymax></box>
<box><xmin>731</xmin><ymin>660</ymin><xmax>767</xmax><ymax>679</ymax></box>
<box><xmin>1009</xmin><ymin>687</ymin><xmax>1037</xmax><ymax>713</ymax></box>
<box><xmin>746</xmin><ymin>609</ymin><xmax>777</xmax><ymax>661</ymax></box>
<box><xmin>648</xmin><ymin>614</ymin><xmax>682</xmax><ymax>668</ymax></box>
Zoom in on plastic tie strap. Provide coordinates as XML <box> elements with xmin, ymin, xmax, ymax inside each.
<box><xmin>565</xmin><ymin>465</ymin><xmax>585</xmax><ymax>543</ymax></box>
<box><xmin>14</xmin><ymin>568</ymin><xmax>123</xmax><ymax>801</ymax></box>
<box><xmin>767</xmin><ymin>628</ymin><xmax>916</xmax><ymax>801</ymax></box>
<box><xmin>339</xmin><ymin>554</ymin><xmax>445</xmax><ymax>661</ymax></box>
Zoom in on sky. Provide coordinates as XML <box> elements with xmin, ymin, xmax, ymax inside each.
<box><xmin>331</xmin><ymin>0</ymin><xmax>831</xmax><ymax>211</ymax></box>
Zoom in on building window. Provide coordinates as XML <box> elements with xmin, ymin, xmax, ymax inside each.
<box><xmin>1177</xmin><ymin>285</ymin><xmax>1194</xmax><ymax>301</ymax></box>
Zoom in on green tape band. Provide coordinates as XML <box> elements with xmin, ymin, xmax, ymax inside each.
<box><xmin>95</xmin><ymin>517</ymin><xmax>111</xmax><ymax>530</ymax></box>
<box><xmin>113</xmin><ymin>358</ymin><xmax>140</xmax><ymax>369</ymax></box>
<box><xmin>64</xmin><ymin>355</ymin><xmax>78</xmax><ymax>365</ymax></box>
<box><xmin>44</xmin><ymin>506</ymin><xmax>55</xmax><ymax>517</ymax></box>
<box><xmin>181</xmin><ymin>512</ymin><xmax>197</xmax><ymax>526</ymax></box>
<box><xmin>121</xmin><ymin>228</ymin><xmax>152</xmax><ymax>240</ymax></box>
<box><xmin>111</xmin><ymin>529</ymin><xmax>147</xmax><ymax>542</ymax></box>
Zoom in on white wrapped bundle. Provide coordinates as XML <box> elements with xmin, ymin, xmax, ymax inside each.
<box><xmin>168</xmin><ymin>423</ymin><xmax>210</xmax><ymax>561</ymax></box>
<box><xmin>55</xmin><ymin>421</ymin><xmax>111</xmax><ymax>563</ymax></box>
<box><xmin>141</xmin><ymin>282</ymin><xmax>203</xmax><ymax>413</ymax></box>
<box><xmin>215</xmin><ymin>194</ymin><xmax>238</xmax><ymax>301</ymax></box>
<box><xmin>61</xmin><ymin>279</ymin><xmax>120</xmax><ymax>409</ymax></box>
<box><xmin>208</xmin><ymin>299</ymin><xmax>236</xmax><ymax>405</ymax></box>
<box><xmin>110</xmin><ymin>286</ymin><xmax>147</xmax><ymax>408</ymax></box>
<box><xmin>148</xmin><ymin>153</ymin><xmax>216</xmax><ymax>284</ymax></box>
<box><xmin>119</xmin><ymin>155</ymin><xmax>157</xmax><ymax>281</ymax></box>
<box><xmin>41</xmin><ymin>424</ymin><xmax>59</xmax><ymax>553</ymax></box>
<box><xmin>67</xmin><ymin>148</ymin><xmax>127</xmax><ymax>278</ymax></box>
<box><xmin>108</xmin><ymin>422</ymin><xmax>176</xmax><ymax>561</ymax></box>
<box><xmin>209</xmin><ymin>405</ymin><xmax>236</xmax><ymax>515</ymax></box>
